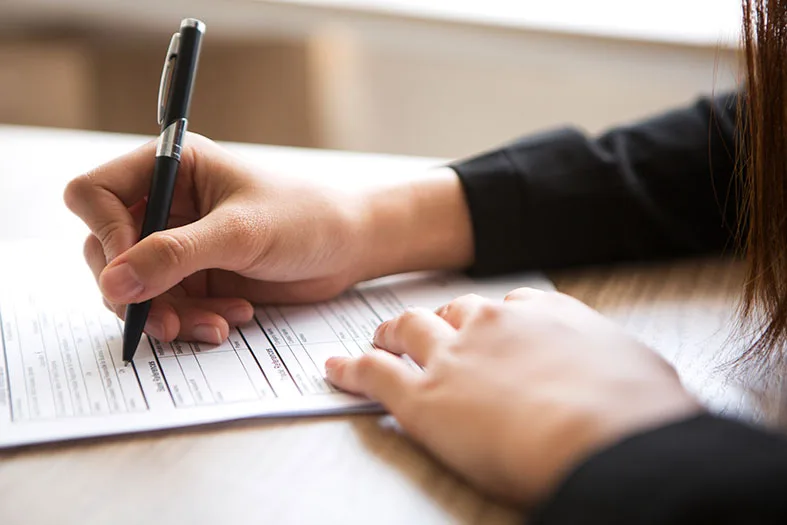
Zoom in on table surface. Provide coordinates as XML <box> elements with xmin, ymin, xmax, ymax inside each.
<box><xmin>0</xmin><ymin>125</ymin><xmax>763</xmax><ymax>525</ymax></box>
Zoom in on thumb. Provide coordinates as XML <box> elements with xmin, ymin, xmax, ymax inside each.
<box><xmin>98</xmin><ymin>210</ymin><xmax>257</xmax><ymax>303</ymax></box>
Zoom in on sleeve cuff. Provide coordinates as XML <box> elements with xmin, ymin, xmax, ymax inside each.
<box><xmin>531</xmin><ymin>414</ymin><xmax>787</xmax><ymax>525</ymax></box>
<box><xmin>450</xmin><ymin>144</ymin><xmax>525</xmax><ymax>276</ymax></box>
<box><xmin>450</xmin><ymin>128</ymin><xmax>616</xmax><ymax>276</ymax></box>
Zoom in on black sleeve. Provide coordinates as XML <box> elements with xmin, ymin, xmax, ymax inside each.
<box><xmin>531</xmin><ymin>414</ymin><xmax>787</xmax><ymax>525</ymax></box>
<box><xmin>451</xmin><ymin>93</ymin><xmax>742</xmax><ymax>276</ymax></box>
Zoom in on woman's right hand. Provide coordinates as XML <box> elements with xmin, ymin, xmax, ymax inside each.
<box><xmin>63</xmin><ymin>133</ymin><xmax>473</xmax><ymax>344</ymax></box>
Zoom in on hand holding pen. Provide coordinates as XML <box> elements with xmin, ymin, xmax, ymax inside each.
<box><xmin>65</xmin><ymin>14</ymin><xmax>424</xmax><ymax>358</ymax></box>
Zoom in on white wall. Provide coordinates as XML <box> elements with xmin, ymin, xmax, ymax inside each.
<box><xmin>0</xmin><ymin>0</ymin><xmax>743</xmax><ymax>159</ymax></box>
<box><xmin>308</xmin><ymin>20</ymin><xmax>740</xmax><ymax>158</ymax></box>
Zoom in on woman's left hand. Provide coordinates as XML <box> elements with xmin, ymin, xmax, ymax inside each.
<box><xmin>325</xmin><ymin>288</ymin><xmax>702</xmax><ymax>507</ymax></box>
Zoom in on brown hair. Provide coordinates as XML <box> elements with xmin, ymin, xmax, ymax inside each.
<box><xmin>740</xmin><ymin>0</ymin><xmax>787</xmax><ymax>363</ymax></box>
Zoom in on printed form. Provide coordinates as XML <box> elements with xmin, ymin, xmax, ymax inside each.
<box><xmin>0</xmin><ymin>242</ymin><xmax>550</xmax><ymax>448</ymax></box>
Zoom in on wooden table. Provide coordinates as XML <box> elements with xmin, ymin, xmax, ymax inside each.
<box><xmin>0</xmin><ymin>126</ymin><xmax>760</xmax><ymax>525</ymax></box>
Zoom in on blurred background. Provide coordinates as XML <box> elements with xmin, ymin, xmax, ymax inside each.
<box><xmin>0</xmin><ymin>0</ymin><xmax>742</xmax><ymax>160</ymax></box>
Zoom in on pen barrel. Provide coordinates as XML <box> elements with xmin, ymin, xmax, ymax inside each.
<box><xmin>123</xmin><ymin>154</ymin><xmax>179</xmax><ymax>362</ymax></box>
<box><xmin>140</xmin><ymin>156</ymin><xmax>180</xmax><ymax>240</ymax></box>
<box><xmin>161</xmin><ymin>22</ymin><xmax>204</xmax><ymax>126</ymax></box>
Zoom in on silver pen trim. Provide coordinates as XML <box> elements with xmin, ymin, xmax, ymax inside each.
<box><xmin>157</xmin><ymin>32</ymin><xmax>181</xmax><ymax>125</ymax></box>
<box><xmin>180</xmin><ymin>18</ymin><xmax>206</xmax><ymax>32</ymax></box>
<box><xmin>156</xmin><ymin>118</ymin><xmax>188</xmax><ymax>160</ymax></box>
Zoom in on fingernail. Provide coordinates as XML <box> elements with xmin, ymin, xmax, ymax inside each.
<box><xmin>373</xmin><ymin>322</ymin><xmax>387</xmax><ymax>344</ymax></box>
<box><xmin>100</xmin><ymin>262</ymin><xmax>144</xmax><ymax>302</ymax></box>
<box><xmin>145</xmin><ymin>316</ymin><xmax>165</xmax><ymax>341</ymax></box>
<box><xmin>193</xmin><ymin>324</ymin><xmax>222</xmax><ymax>345</ymax></box>
<box><xmin>225</xmin><ymin>305</ymin><xmax>253</xmax><ymax>325</ymax></box>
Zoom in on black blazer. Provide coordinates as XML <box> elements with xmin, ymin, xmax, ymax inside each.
<box><xmin>451</xmin><ymin>93</ymin><xmax>787</xmax><ymax>523</ymax></box>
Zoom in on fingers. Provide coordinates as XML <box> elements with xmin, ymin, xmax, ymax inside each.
<box><xmin>84</xmin><ymin>234</ymin><xmax>109</xmax><ymax>286</ymax></box>
<box><xmin>69</xmin><ymin>141</ymin><xmax>157</xmax><ymax>207</ymax></box>
<box><xmin>134</xmin><ymin>296</ymin><xmax>253</xmax><ymax>343</ymax></box>
<box><xmin>325</xmin><ymin>351</ymin><xmax>418</xmax><ymax>411</ymax></box>
<box><xmin>165</xmin><ymin>302</ymin><xmax>228</xmax><ymax>345</ymax></box>
<box><xmin>86</xmin><ymin>217</ymin><xmax>256</xmax><ymax>344</ymax></box>
<box><xmin>135</xmin><ymin>296</ymin><xmax>254</xmax><ymax>343</ymax></box>
<box><xmin>373</xmin><ymin>307</ymin><xmax>455</xmax><ymax>365</ymax></box>
<box><xmin>65</xmin><ymin>135</ymin><xmax>215</xmax><ymax>272</ymax></box>
<box><xmin>142</xmin><ymin>300</ymin><xmax>179</xmax><ymax>342</ymax></box>
<box><xmin>98</xmin><ymin>208</ymin><xmax>259</xmax><ymax>305</ymax></box>
<box><xmin>86</xmin><ymin>230</ymin><xmax>254</xmax><ymax>343</ymax></box>
<box><xmin>171</xmin><ymin>297</ymin><xmax>254</xmax><ymax>343</ymax></box>
<box><xmin>433</xmin><ymin>289</ymin><xmax>544</xmax><ymax>330</ymax></box>
<box><xmin>64</xmin><ymin>141</ymin><xmax>157</xmax><ymax>261</ymax></box>
<box><xmin>187</xmin><ymin>297</ymin><xmax>254</xmax><ymax>326</ymax></box>
<box><xmin>436</xmin><ymin>293</ymin><xmax>489</xmax><ymax>329</ymax></box>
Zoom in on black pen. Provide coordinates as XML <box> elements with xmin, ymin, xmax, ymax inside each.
<box><xmin>123</xmin><ymin>18</ymin><xmax>205</xmax><ymax>364</ymax></box>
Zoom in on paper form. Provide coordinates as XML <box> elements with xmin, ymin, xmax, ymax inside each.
<box><xmin>0</xmin><ymin>242</ymin><xmax>551</xmax><ymax>448</ymax></box>
<box><xmin>606</xmin><ymin>297</ymin><xmax>767</xmax><ymax>424</ymax></box>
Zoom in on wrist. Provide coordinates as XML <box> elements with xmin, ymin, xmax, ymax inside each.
<box><xmin>356</xmin><ymin>167</ymin><xmax>474</xmax><ymax>281</ymax></box>
<box><xmin>517</xmin><ymin>388</ymin><xmax>704</xmax><ymax>506</ymax></box>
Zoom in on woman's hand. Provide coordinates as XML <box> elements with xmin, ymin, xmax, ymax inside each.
<box><xmin>64</xmin><ymin>134</ymin><xmax>472</xmax><ymax>344</ymax></box>
<box><xmin>325</xmin><ymin>288</ymin><xmax>702</xmax><ymax>506</ymax></box>
<box><xmin>64</xmin><ymin>135</ymin><xmax>364</xmax><ymax>343</ymax></box>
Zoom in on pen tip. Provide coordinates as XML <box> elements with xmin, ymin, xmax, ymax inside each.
<box><xmin>123</xmin><ymin>360</ymin><xmax>130</xmax><ymax>367</ymax></box>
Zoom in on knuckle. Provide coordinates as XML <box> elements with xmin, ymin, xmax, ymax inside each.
<box><xmin>82</xmin><ymin>234</ymin><xmax>109</xmax><ymax>271</ymax></box>
<box><xmin>151</xmin><ymin>232</ymin><xmax>194</xmax><ymax>267</ymax></box>
<box><xmin>455</xmin><ymin>293</ymin><xmax>482</xmax><ymax>304</ymax></box>
<box><xmin>179</xmin><ymin>133</ymin><xmax>205</xmax><ymax>172</ymax></box>
<box><xmin>398</xmin><ymin>308</ymin><xmax>424</xmax><ymax>324</ymax></box>
<box><xmin>475</xmin><ymin>302</ymin><xmax>503</xmax><ymax>322</ymax></box>
<box><xmin>435</xmin><ymin>302</ymin><xmax>451</xmax><ymax>318</ymax></box>
<box><xmin>449</xmin><ymin>293</ymin><xmax>480</xmax><ymax>310</ymax></box>
<box><xmin>393</xmin><ymin>309</ymin><xmax>425</xmax><ymax>334</ymax></box>
<box><xmin>354</xmin><ymin>353</ymin><xmax>380</xmax><ymax>382</ymax></box>
<box><xmin>63</xmin><ymin>174</ymin><xmax>93</xmax><ymax>212</ymax></box>
<box><xmin>93</xmin><ymin>221</ymin><xmax>124</xmax><ymax>255</ymax></box>
<box><xmin>179</xmin><ymin>132</ymin><xmax>219</xmax><ymax>181</ymax></box>
<box><xmin>504</xmin><ymin>287</ymin><xmax>529</xmax><ymax>300</ymax></box>
<box><xmin>82</xmin><ymin>234</ymin><xmax>100</xmax><ymax>261</ymax></box>
<box><xmin>521</xmin><ymin>290</ymin><xmax>560</xmax><ymax>309</ymax></box>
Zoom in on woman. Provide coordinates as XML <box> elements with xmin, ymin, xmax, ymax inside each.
<box><xmin>63</xmin><ymin>0</ymin><xmax>787</xmax><ymax>522</ymax></box>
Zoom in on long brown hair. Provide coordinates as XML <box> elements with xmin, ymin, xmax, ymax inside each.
<box><xmin>740</xmin><ymin>0</ymin><xmax>787</xmax><ymax>363</ymax></box>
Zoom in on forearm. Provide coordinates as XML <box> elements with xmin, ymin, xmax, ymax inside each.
<box><xmin>453</xmin><ymin>93</ymin><xmax>742</xmax><ymax>275</ymax></box>
<box><xmin>357</xmin><ymin>167</ymin><xmax>474</xmax><ymax>280</ymax></box>
<box><xmin>355</xmin><ymin>93</ymin><xmax>742</xmax><ymax>281</ymax></box>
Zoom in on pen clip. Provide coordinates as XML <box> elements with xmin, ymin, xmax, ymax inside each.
<box><xmin>157</xmin><ymin>32</ymin><xmax>181</xmax><ymax>125</ymax></box>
